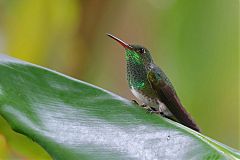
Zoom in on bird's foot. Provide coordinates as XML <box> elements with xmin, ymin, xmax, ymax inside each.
<box><xmin>131</xmin><ymin>100</ymin><xmax>147</xmax><ymax>107</ymax></box>
<box><xmin>131</xmin><ymin>100</ymin><xmax>138</xmax><ymax>105</ymax></box>
<box><xmin>132</xmin><ymin>100</ymin><xmax>154</xmax><ymax>113</ymax></box>
<box><xmin>145</xmin><ymin>107</ymin><xmax>162</xmax><ymax>114</ymax></box>
<box><xmin>149</xmin><ymin>110</ymin><xmax>163</xmax><ymax>114</ymax></box>
<box><xmin>152</xmin><ymin>111</ymin><xmax>162</xmax><ymax>114</ymax></box>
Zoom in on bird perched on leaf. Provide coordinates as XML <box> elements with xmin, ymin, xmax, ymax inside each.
<box><xmin>107</xmin><ymin>33</ymin><xmax>200</xmax><ymax>132</ymax></box>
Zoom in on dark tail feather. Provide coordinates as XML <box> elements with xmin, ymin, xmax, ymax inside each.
<box><xmin>154</xmin><ymin>81</ymin><xmax>201</xmax><ymax>132</ymax></box>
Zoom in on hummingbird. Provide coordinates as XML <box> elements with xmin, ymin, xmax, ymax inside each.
<box><xmin>107</xmin><ymin>33</ymin><xmax>200</xmax><ymax>132</ymax></box>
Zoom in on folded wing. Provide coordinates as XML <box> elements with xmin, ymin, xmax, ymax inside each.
<box><xmin>147</xmin><ymin>70</ymin><xmax>201</xmax><ymax>132</ymax></box>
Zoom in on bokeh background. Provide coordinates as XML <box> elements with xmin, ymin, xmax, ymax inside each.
<box><xmin>0</xmin><ymin>0</ymin><xmax>239</xmax><ymax>159</ymax></box>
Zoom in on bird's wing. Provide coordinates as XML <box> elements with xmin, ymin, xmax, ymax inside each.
<box><xmin>147</xmin><ymin>69</ymin><xmax>201</xmax><ymax>132</ymax></box>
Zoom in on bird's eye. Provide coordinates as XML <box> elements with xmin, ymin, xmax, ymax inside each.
<box><xmin>138</xmin><ymin>48</ymin><xmax>145</xmax><ymax>54</ymax></box>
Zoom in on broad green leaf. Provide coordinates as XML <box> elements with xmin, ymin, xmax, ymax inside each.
<box><xmin>0</xmin><ymin>54</ymin><xmax>239</xmax><ymax>160</ymax></box>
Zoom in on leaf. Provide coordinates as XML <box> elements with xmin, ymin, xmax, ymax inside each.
<box><xmin>0</xmin><ymin>54</ymin><xmax>239</xmax><ymax>160</ymax></box>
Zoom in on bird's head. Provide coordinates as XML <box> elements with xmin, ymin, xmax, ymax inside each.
<box><xmin>107</xmin><ymin>34</ymin><xmax>153</xmax><ymax>65</ymax></box>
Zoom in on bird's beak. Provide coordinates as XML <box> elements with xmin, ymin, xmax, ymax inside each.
<box><xmin>107</xmin><ymin>33</ymin><xmax>133</xmax><ymax>50</ymax></box>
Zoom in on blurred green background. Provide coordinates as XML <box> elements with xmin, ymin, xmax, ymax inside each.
<box><xmin>0</xmin><ymin>0</ymin><xmax>239</xmax><ymax>159</ymax></box>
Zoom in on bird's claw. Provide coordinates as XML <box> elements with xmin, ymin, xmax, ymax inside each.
<box><xmin>146</xmin><ymin>108</ymin><xmax>163</xmax><ymax>115</ymax></box>
<box><xmin>132</xmin><ymin>100</ymin><xmax>139</xmax><ymax>105</ymax></box>
<box><xmin>132</xmin><ymin>100</ymin><xmax>147</xmax><ymax>107</ymax></box>
<box><xmin>131</xmin><ymin>100</ymin><xmax>163</xmax><ymax>115</ymax></box>
<box><xmin>146</xmin><ymin>108</ymin><xmax>154</xmax><ymax>114</ymax></box>
<box><xmin>145</xmin><ymin>108</ymin><xmax>159</xmax><ymax>114</ymax></box>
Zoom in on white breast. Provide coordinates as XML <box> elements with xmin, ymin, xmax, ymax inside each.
<box><xmin>131</xmin><ymin>87</ymin><xmax>173</xmax><ymax>116</ymax></box>
<box><xmin>130</xmin><ymin>88</ymin><xmax>157</xmax><ymax>106</ymax></box>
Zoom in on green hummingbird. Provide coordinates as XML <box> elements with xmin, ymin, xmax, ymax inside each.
<box><xmin>107</xmin><ymin>33</ymin><xmax>200</xmax><ymax>132</ymax></box>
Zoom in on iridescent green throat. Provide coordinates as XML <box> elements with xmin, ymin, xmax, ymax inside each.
<box><xmin>125</xmin><ymin>49</ymin><xmax>142</xmax><ymax>65</ymax></box>
<box><xmin>125</xmin><ymin>49</ymin><xmax>147</xmax><ymax>90</ymax></box>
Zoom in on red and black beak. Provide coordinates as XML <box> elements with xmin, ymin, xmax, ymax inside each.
<box><xmin>107</xmin><ymin>33</ymin><xmax>133</xmax><ymax>50</ymax></box>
